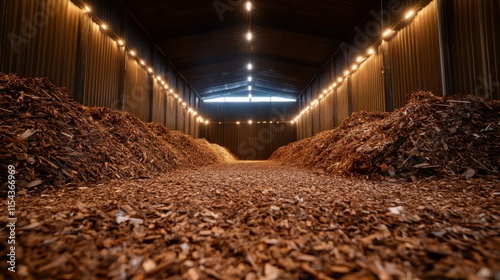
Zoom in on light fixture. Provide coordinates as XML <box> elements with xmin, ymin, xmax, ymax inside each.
<box><xmin>156</xmin><ymin>76</ymin><xmax>161</xmax><ymax>81</ymax></box>
<box><xmin>236</xmin><ymin>121</ymin><xmax>241</xmax><ymax>125</ymax></box>
<box><xmin>179</xmin><ymin>98</ymin><xmax>183</xmax><ymax>102</ymax></box>
<box><xmin>246</xmin><ymin>32</ymin><xmax>253</xmax><ymax>41</ymax></box>
<box><xmin>352</xmin><ymin>64</ymin><xmax>358</xmax><ymax>71</ymax></box>
<box><xmin>248</xmin><ymin>85</ymin><xmax>252</xmax><ymax>91</ymax></box>
<box><xmin>367</xmin><ymin>48</ymin><xmax>374</xmax><ymax>55</ymax></box>
<box><xmin>248</xmin><ymin>120</ymin><xmax>253</xmax><ymax>124</ymax></box>
<box><xmin>329</xmin><ymin>86</ymin><xmax>333</xmax><ymax>91</ymax></box>
<box><xmin>84</xmin><ymin>5</ymin><xmax>91</xmax><ymax>13</ymax></box>
<box><xmin>129</xmin><ymin>50</ymin><xmax>136</xmax><ymax>56</ymax></box>
<box><xmin>170</xmin><ymin>89</ymin><xmax>174</xmax><ymax>94</ymax></box>
<box><xmin>247</xmin><ymin>63</ymin><xmax>253</xmax><ymax>70</ymax></box>
<box><xmin>333</xmin><ymin>83</ymin><xmax>337</xmax><ymax>87</ymax></box>
<box><xmin>147</xmin><ymin>67</ymin><xmax>153</xmax><ymax>73</ymax></box>
<box><xmin>117</xmin><ymin>39</ymin><xmax>124</xmax><ymax>46</ymax></box>
<box><xmin>101</xmin><ymin>23</ymin><xmax>107</xmax><ymax>30</ymax></box>
<box><xmin>383</xmin><ymin>29</ymin><xmax>394</xmax><ymax>38</ymax></box>
<box><xmin>356</xmin><ymin>56</ymin><xmax>364</xmax><ymax>63</ymax></box>
<box><xmin>323</xmin><ymin>89</ymin><xmax>328</xmax><ymax>94</ymax></box>
<box><xmin>344</xmin><ymin>70</ymin><xmax>350</xmax><ymax>76</ymax></box>
<box><xmin>205</xmin><ymin>120</ymin><xmax>209</xmax><ymax>125</ymax></box>
<box><xmin>193</xmin><ymin>112</ymin><xmax>198</xmax><ymax>116</ymax></box>
<box><xmin>161</xmin><ymin>80</ymin><xmax>165</xmax><ymax>85</ymax></box>
<box><xmin>248</xmin><ymin>76</ymin><xmax>252</xmax><ymax>82</ymax></box>
<box><xmin>249</xmin><ymin>93</ymin><xmax>252</xmax><ymax>98</ymax></box>
<box><xmin>140</xmin><ymin>60</ymin><xmax>145</xmax><ymax>65</ymax></box>
<box><xmin>337</xmin><ymin>77</ymin><xmax>343</xmax><ymax>83</ymax></box>
<box><xmin>405</xmin><ymin>10</ymin><xmax>415</xmax><ymax>19</ymax></box>
<box><xmin>319</xmin><ymin>94</ymin><xmax>324</xmax><ymax>99</ymax></box>
<box><xmin>163</xmin><ymin>85</ymin><xmax>169</xmax><ymax>90</ymax></box>
<box><xmin>182</xmin><ymin>102</ymin><xmax>186</xmax><ymax>106</ymax></box>
<box><xmin>246</xmin><ymin>2</ymin><xmax>252</xmax><ymax>11</ymax></box>
<box><xmin>174</xmin><ymin>94</ymin><xmax>179</xmax><ymax>98</ymax></box>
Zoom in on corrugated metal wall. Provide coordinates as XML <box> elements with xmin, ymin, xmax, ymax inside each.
<box><xmin>83</xmin><ymin>21</ymin><xmax>121</xmax><ymax>108</ymax></box>
<box><xmin>0</xmin><ymin>0</ymin><xmax>80</xmax><ymax>93</ymax></box>
<box><xmin>199</xmin><ymin>102</ymin><xmax>297</xmax><ymax>159</ymax></box>
<box><xmin>446</xmin><ymin>0</ymin><xmax>500</xmax><ymax>99</ymax></box>
<box><xmin>351</xmin><ymin>47</ymin><xmax>385</xmax><ymax>112</ymax></box>
<box><xmin>390</xmin><ymin>0</ymin><xmax>443</xmax><ymax>108</ymax></box>
<box><xmin>0</xmin><ymin>0</ymin><xmax>200</xmax><ymax>138</ymax></box>
<box><xmin>295</xmin><ymin>0</ymin><xmax>499</xmax><ymax>140</ymax></box>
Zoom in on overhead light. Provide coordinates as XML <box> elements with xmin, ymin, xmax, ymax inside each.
<box><xmin>84</xmin><ymin>5</ymin><xmax>91</xmax><ymax>13</ymax></box>
<box><xmin>356</xmin><ymin>56</ymin><xmax>364</xmax><ymax>63</ymax></box>
<box><xmin>100</xmin><ymin>23</ymin><xmax>107</xmax><ymax>30</ymax></box>
<box><xmin>405</xmin><ymin>10</ymin><xmax>415</xmax><ymax>19</ymax></box>
<box><xmin>248</xmin><ymin>76</ymin><xmax>252</xmax><ymax>82</ymax></box>
<box><xmin>161</xmin><ymin>80</ymin><xmax>165</xmax><ymax>85</ymax></box>
<box><xmin>248</xmin><ymin>86</ymin><xmax>252</xmax><ymax>91</ymax></box>
<box><xmin>352</xmin><ymin>64</ymin><xmax>358</xmax><ymax>71</ymax></box>
<box><xmin>319</xmin><ymin>94</ymin><xmax>324</xmax><ymax>99</ymax></box>
<box><xmin>236</xmin><ymin>121</ymin><xmax>241</xmax><ymax>125</ymax></box>
<box><xmin>147</xmin><ymin>67</ymin><xmax>153</xmax><ymax>73</ymax></box>
<box><xmin>383</xmin><ymin>29</ymin><xmax>395</xmax><ymax>38</ymax></box>
<box><xmin>117</xmin><ymin>39</ymin><xmax>124</xmax><ymax>46</ymax></box>
<box><xmin>246</xmin><ymin>2</ymin><xmax>252</xmax><ymax>11</ymax></box>
<box><xmin>337</xmin><ymin>77</ymin><xmax>343</xmax><ymax>83</ymax></box>
<box><xmin>333</xmin><ymin>83</ymin><xmax>337</xmax><ymax>87</ymax></box>
<box><xmin>367</xmin><ymin>48</ymin><xmax>374</xmax><ymax>55</ymax></box>
<box><xmin>323</xmin><ymin>89</ymin><xmax>328</xmax><ymax>94</ymax></box>
<box><xmin>344</xmin><ymin>70</ymin><xmax>350</xmax><ymax>76</ymax></box>
<box><xmin>247</xmin><ymin>63</ymin><xmax>253</xmax><ymax>70</ymax></box>
<box><xmin>182</xmin><ymin>102</ymin><xmax>186</xmax><ymax>106</ymax></box>
<box><xmin>248</xmin><ymin>120</ymin><xmax>253</xmax><ymax>124</ymax></box>
<box><xmin>170</xmin><ymin>89</ymin><xmax>174</xmax><ymax>93</ymax></box>
<box><xmin>329</xmin><ymin>86</ymin><xmax>333</xmax><ymax>91</ymax></box>
<box><xmin>140</xmin><ymin>60</ymin><xmax>145</xmax><ymax>65</ymax></box>
<box><xmin>129</xmin><ymin>50</ymin><xmax>136</xmax><ymax>56</ymax></box>
<box><xmin>249</xmin><ymin>93</ymin><xmax>252</xmax><ymax>98</ymax></box>
<box><xmin>163</xmin><ymin>85</ymin><xmax>169</xmax><ymax>89</ymax></box>
<box><xmin>193</xmin><ymin>112</ymin><xmax>197</xmax><ymax>116</ymax></box>
<box><xmin>205</xmin><ymin>120</ymin><xmax>209</xmax><ymax>125</ymax></box>
<box><xmin>246</xmin><ymin>32</ymin><xmax>253</xmax><ymax>41</ymax></box>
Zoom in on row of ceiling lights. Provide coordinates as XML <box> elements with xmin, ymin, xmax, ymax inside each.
<box><xmin>291</xmin><ymin>8</ymin><xmax>419</xmax><ymax>125</ymax></box>
<box><xmin>245</xmin><ymin>2</ymin><xmax>253</xmax><ymax>99</ymax></box>
<box><xmin>78</xmin><ymin>2</ymin><xmax>210</xmax><ymax>125</ymax></box>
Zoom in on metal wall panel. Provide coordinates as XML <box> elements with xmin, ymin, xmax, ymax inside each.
<box><xmin>152</xmin><ymin>81</ymin><xmax>166</xmax><ymax>125</ymax></box>
<box><xmin>166</xmin><ymin>94</ymin><xmax>177</xmax><ymax>130</ymax></box>
<box><xmin>0</xmin><ymin>0</ymin><xmax>80</xmax><ymax>94</ymax></box>
<box><xmin>447</xmin><ymin>0</ymin><xmax>500</xmax><ymax>99</ymax></box>
<box><xmin>351</xmin><ymin>46</ymin><xmax>385</xmax><ymax>112</ymax></box>
<box><xmin>390</xmin><ymin>0</ymin><xmax>443</xmax><ymax>109</ymax></box>
<box><xmin>83</xmin><ymin>21</ymin><xmax>121</xmax><ymax>108</ymax></box>
<box><xmin>336</xmin><ymin>80</ymin><xmax>350</xmax><ymax>126</ymax></box>
<box><xmin>123</xmin><ymin>56</ymin><xmax>150</xmax><ymax>121</ymax></box>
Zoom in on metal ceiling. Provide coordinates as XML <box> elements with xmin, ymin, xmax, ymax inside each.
<box><xmin>121</xmin><ymin>0</ymin><xmax>383</xmax><ymax>100</ymax></box>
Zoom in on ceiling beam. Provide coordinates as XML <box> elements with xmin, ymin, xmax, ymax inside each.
<box><xmin>155</xmin><ymin>20</ymin><xmax>344</xmax><ymax>43</ymax></box>
<box><xmin>200</xmin><ymin>85</ymin><xmax>298</xmax><ymax>99</ymax></box>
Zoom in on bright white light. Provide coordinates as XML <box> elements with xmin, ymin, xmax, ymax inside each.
<box><xmin>248</xmin><ymin>93</ymin><xmax>252</xmax><ymax>98</ymax></box>
<box><xmin>129</xmin><ymin>50</ymin><xmax>136</xmax><ymax>56</ymax></box>
<box><xmin>323</xmin><ymin>89</ymin><xmax>328</xmax><ymax>94</ymax></box>
<box><xmin>246</xmin><ymin>32</ymin><xmax>253</xmax><ymax>41</ymax></box>
<box><xmin>333</xmin><ymin>83</ymin><xmax>337</xmax><ymax>87</ymax></box>
<box><xmin>140</xmin><ymin>60</ymin><xmax>145</xmax><ymax>65</ymax></box>
<box><xmin>147</xmin><ymin>67</ymin><xmax>153</xmax><ymax>73</ymax></box>
<box><xmin>163</xmin><ymin>85</ymin><xmax>169</xmax><ymax>89</ymax></box>
<box><xmin>248</xmin><ymin>86</ymin><xmax>252</xmax><ymax>91</ymax></box>
<box><xmin>337</xmin><ymin>77</ymin><xmax>343</xmax><ymax>83</ymax></box>
<box><xmin>236</xmin><ymin>121</ymin><xmax>241</xmax><ymax>125</ymax></box>
<box><xmin>117</xmin><ymin>39</ymin><xmax>124</xmax><ymax>46</ymax></box>
<box><xmin>247</xmin><ymin>63</ymin><xmax>253</xmax><ymax>70</ymax></box>
<box><xmin>193</xmin><ymin>112</ymin><xmax>197</xmax><ymax>116</ymax></box>
<box><xmin>248</xmin><ymin>120</ymin><xmax>253</xmax><ymax>124</ymax></box>
<box><xmin>204</xmin><ymin>96</ymin><xmax>295</xmax><ymax>103</ymax></box>
<box><xmin>319</xmin><ymin>94</ymin><xmax>324</xmax><ymax>99</ymax></box>
<box><xmin>352</xmin><ymin>64</ymin><xmax>358</xmax><ymax>71</ymax></box>
<box><xmin>101</xmin><ymin>23</ymin><xmax>107</xmax><ymax>30</ymax></box>
<box><xmin>367</xmin><ymin>48</ymin><xmax>374</xmax><ymax>55</ymax></box>
<box><xmin>248</xmin><ymin>76</ymin><xmax>252</xmax><ymax>82</ymax></box>
<box><xmin>205</xmin><ymin>120</ymin><xmax>209</xmax><ymax>125</ymax></box>
<box><xmin>405</xmin><ymin>10</ymin><xmax>415</xmax><ymax>19</ymax></box>
<box><xmin>344</xmin><ymin>70</ymin><xmax>350</xmax><ymax>76</ymax></box>
<box><xmin>84</xmin><ymin>5</ymin><xmax>91</xmax><ymax>13</ymax></box>
<box><xmin>161</xmin><ymin>80</ymin><xmax>165</xmax><ymax>85</ymax></box>
<box><xmin>383</xmin><ymin>29</ymin><xmax>394</xmax><ymax>38</ymax></box>
<box><xmin>356</xmin><ymin>56</ymin><xmax>363</xmax><ymax>63</ymax></box>
<box><xmin>246</xmin><ymin>2</ymin><xmax>252</xmax><ymax>11</ymax></box>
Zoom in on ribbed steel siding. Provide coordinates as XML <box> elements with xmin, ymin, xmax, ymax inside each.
<box><xmin>336</xmin><ymin>81</ymin><xmax>350</xmax><ymax>125</ymax></box>
<box><xmin>152</xmin><ymin>81</ymin><xmax>166</xmax><ymax>125</ymax></box>
<box><xmin>83</xmin><ymin>21</ymin><xmax>121</xmax><ymax>108</ymax></box>
<box><xmin>166</xmin><ymin>95</ymin><xmax>177</xmax><ymax>130</ymax></box>
<box><xmin>390</xmin><ymin>0</ymin><xmax>443</xmax><ymax>108</ymax></box>
<box><xmin>448</xmin><ymin>0</ymin><xmax>500</xmax><ymax>99</ymax></box>
<box><xmin>123</xmin><ymin>56</ymin><xmax>150</xmax><ymax>121</ymax></box>
<box><xmin>201</xmin><ymin>123</ymin><xmax>296</xmax><ymax>160</ymax></box>
<box><xmin>351</xmin><ymin>47</ymin><xmax>385</xmax><ymax>112</ymax></box>
<box><xmin>0</xmin><ymin>0</ymin><xmax>79</xmax><ymax>93</ymax></box>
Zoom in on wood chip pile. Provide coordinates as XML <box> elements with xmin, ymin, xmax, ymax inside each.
<box><xmin>0</xmin><ymin>73</ymin><xmax>235</xmax><ymax>189</ymax></box>
<box><xmin>271</xmin><ymin>91</ymin><xmax>500</xmax><ymax>180</ymax></box>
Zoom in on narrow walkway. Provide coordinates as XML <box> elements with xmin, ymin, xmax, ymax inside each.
<box><xmin>3</xmin><ymin>161</ymin><xmax>499</xmax><ymax>279</ymax></box>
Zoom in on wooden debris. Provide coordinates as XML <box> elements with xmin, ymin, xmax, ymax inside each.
<box><xmin>271</xmin><ymin>91</ymin><xmax>500</xmax><ymax>180</ymax></box>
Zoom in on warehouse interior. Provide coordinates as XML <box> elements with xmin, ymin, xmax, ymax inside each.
<box><xmin>1</xmin><ymin>0</ymin><xmax>499</xmax><ymax>279</ymax></box>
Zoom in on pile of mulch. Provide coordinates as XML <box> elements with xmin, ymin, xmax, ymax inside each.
<box><xmin>271</xmin><ymin>91</ymin><xmax>500</xmax><ymax>180</ymax></box>
<box><xmin>0</xmin><ymin>73</ymin><xmax>235</xmax><ymax>190</ymax></box>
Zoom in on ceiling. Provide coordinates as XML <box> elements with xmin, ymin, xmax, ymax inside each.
<box><xmin>121</xmin><ymin>0</ymin><xmax>383</xmax><ymax>100</ymax></box>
